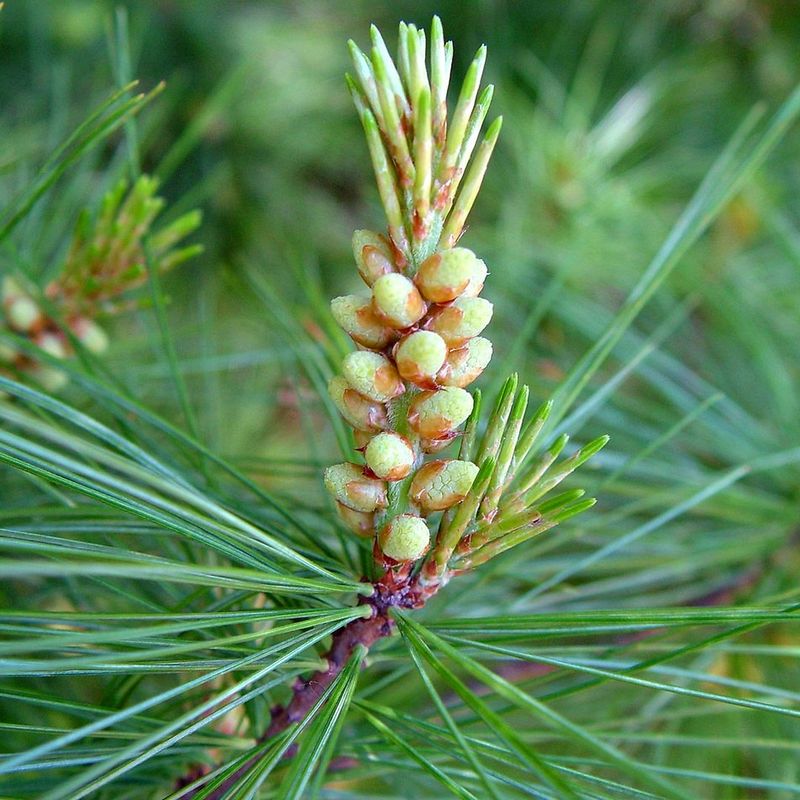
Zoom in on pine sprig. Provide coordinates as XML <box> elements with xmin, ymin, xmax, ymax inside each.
<box><xmin>320</xmin><ymin>18</ymin><xmax>607</xmax><ymax>615</ymax></box>
<box><xmin>1</xmin><ymin>176</ymin><xmax>201</xmax><ymax>392</ymax></box>
<box><xmin>329</xmin><ymin>19</ymin><xmax>605</xmax><ymax>598</ymax></box>
<box><xmin>53</xmin><ymin>175</ymin><xmax>202</xmax><ymax>317</ymax></box>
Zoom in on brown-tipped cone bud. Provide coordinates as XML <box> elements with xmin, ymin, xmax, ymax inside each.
<box><xmin>336</xmin><ymin>501</ymin><xmax>375</xmax><ymax>538</ymax></box>
<box><xmin>330</xmin><ymin>293</ymin><xmax>395</xmax><ymax>349</ymax></box>
<box><xmin>364</xmin><ymin>431</ymin><xmax>415</xmax><ymax>481</ymax></box>
<box><xmin>395</xmin><ymin>330</ymin><xmax>447</xmax><ymax>388</ymax></box>
<box><xmin>35</xmin><ymin>331</ymin><xmax>69</xmax><ymax>360</ymax></box>
<box><xmin>438</xmin><ymin>337</ymin><xmax>493</xmax><ymax>388</ymax></box>
<box><xmin>425</xmin><ymin>296</ymin><xmax>493</xmax><ymax>347</ymax></box>
<box><xmin>408</xmin><ymin>387</ymin><xmax>474</xmax><ymax>439</ymax></box>
<box><xmin>410</xmin><ymin>459</ymin><xmax>480</xmax><ymax>512</ymax></box>
<box><xmin>372</xmin><ymin>273</ymin><xmax>427</xmax><ymax>329</ymax></box>
<box><xmin>328</xmin><ymin>376</ymin><xmax>387</xmax><ymax>432</ymax></box>
<box><xmin>352</xmin><ymin>230</ymin><xmax>396</xmax><ymax>287</ymax></box>
<box><xmin>379</xmin><ymin>514</ymin><xmax>430</xmax><ymax>562</ymax></box>
<box><xmin>2</xmin><ymin>277</ymin><xmax>43</xmax><ymax>333</ymax></box>
<box><xmin>414</xmin><ymin>248</ymin><xmax>487</xmax><ymax>303</ymax></box>
<box><xmin>324</xmin><ymin>462</ymin><xmax>387</xmax><ymax>512</ymax></box>
<box><xmin>342</xmin><ymin>351</ymin><xmax>405</xmax><ymax>403</ymax></box>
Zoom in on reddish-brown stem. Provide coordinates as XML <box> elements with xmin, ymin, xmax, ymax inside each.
<box><xmin>176</xmin><ymin>567</ymin><xmax>443</xmax><ymax>799</ymax></box>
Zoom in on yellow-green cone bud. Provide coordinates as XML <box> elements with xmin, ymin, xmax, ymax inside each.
<box><xmin>426</xmin><ymin>296</ymin><xmax>493</xmax><ymax>347</ymax></box>
<box><xmin>336</xmin><ymin>501</ymin><xmax>375</xmax><ymax>538</ymax></box>
<box><xmin>71</xmin><ymin>317</ymin><xmax>109</xmax><ymax>354</ymax></box>
<box><xmin>30</xmin><ymin>331</ymin><xmax>69</xmax><ymax>392</ymax></box>
<box><xmin>372</xmin><ymin>273</ymin><xmax>426</xmax><ymax>329</ymax></box>
<box><xmin>328</xmin><ymin>376</ymin><xmax>387</xmax><ymax>432</ymax></box>
<box><xmin>379</xmin><ymin>514</ymin><xmax>430</xmax><ymax>561</ymax></box>
<box><xmin>2</xmin><ymin>277</ymin><xmax>43</xmax><ymax>333</ymax></box>
<box><xmin>364</xmin><ymin>431</ymin><xmax>415</xmax><ymax>481</ymax></box>
<box><xmin>324</xmin><ymin>462</ymin><xmax>387</xmax><ymax>512</ymax></box>
<box><xmin>331</xmin><ymin>293</ymin><xmax>395</xmax><ymax>349</ymax></box>
<box><xmin>408</xmin><ymin>387</ymin><xmax>474</xmax><ymax>440</ymax></box>
<box><xmin>415</xmin><ymin>248</ymin><xmax>487</xmax><ymax>303</ymax></box>
<box><xmin>7</xmin><ymin>297</ymin><xmax>42</xmax><ymax>332</ymax></box>
<box><xmin>35</xmin><ymin>331</ymin><xmax>69</xmax><ymax>360</ymax></box>
<box><xmin>395</xmin><ymin>330</ymin><xmax>447</xmax><ymax>388</ymax></box>
<box><xmin>342</xmin><ymin>351</ymin><xmax>405</xmax><ymax>402</ymax></box>
<box><xmin>352</xmin><ymin>230</ymin><xmax>396</xmax><ymax>287</ymax></box>
<box><xmin>410</xmin><ymin>459</ymin><xmax>480</xmax><ymax>512</ymax></box>
<box><xmin>1</xmin><ymin>276</ymin><xmax>21</xmax><ymax>300</ymax></box>
<box><xmin>438</xmin><ymin>337</ymin><xmax>493</xmax><ymax>388</ymax></box>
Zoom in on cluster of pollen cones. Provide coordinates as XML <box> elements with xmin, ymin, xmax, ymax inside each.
<box><xmin>0</xmin><ymin>277</ymin><xmax>109</xmax><ymax>394</ymax></box>
<box><xmin>326</xmin><ymin>232</ymin><xmax>493</xmax><ymax>564</ymax></box>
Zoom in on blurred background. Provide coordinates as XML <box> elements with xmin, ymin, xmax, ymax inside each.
<box><xmin>2</xmin><ymin>0</ymin><xmax>799</xmax><ymax>582</ymax></box>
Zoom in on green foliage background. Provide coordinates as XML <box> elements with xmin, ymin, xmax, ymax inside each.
<box><xmin>1</xmin><ymin>1</ymin><xmax>800</xmax><ymax>798</ymax></box>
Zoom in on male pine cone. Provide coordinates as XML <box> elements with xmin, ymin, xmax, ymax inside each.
<box><xmin>326</xmin><ymin>239</ymin><xmax>493</xmax><ymax>562</ymax></box>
